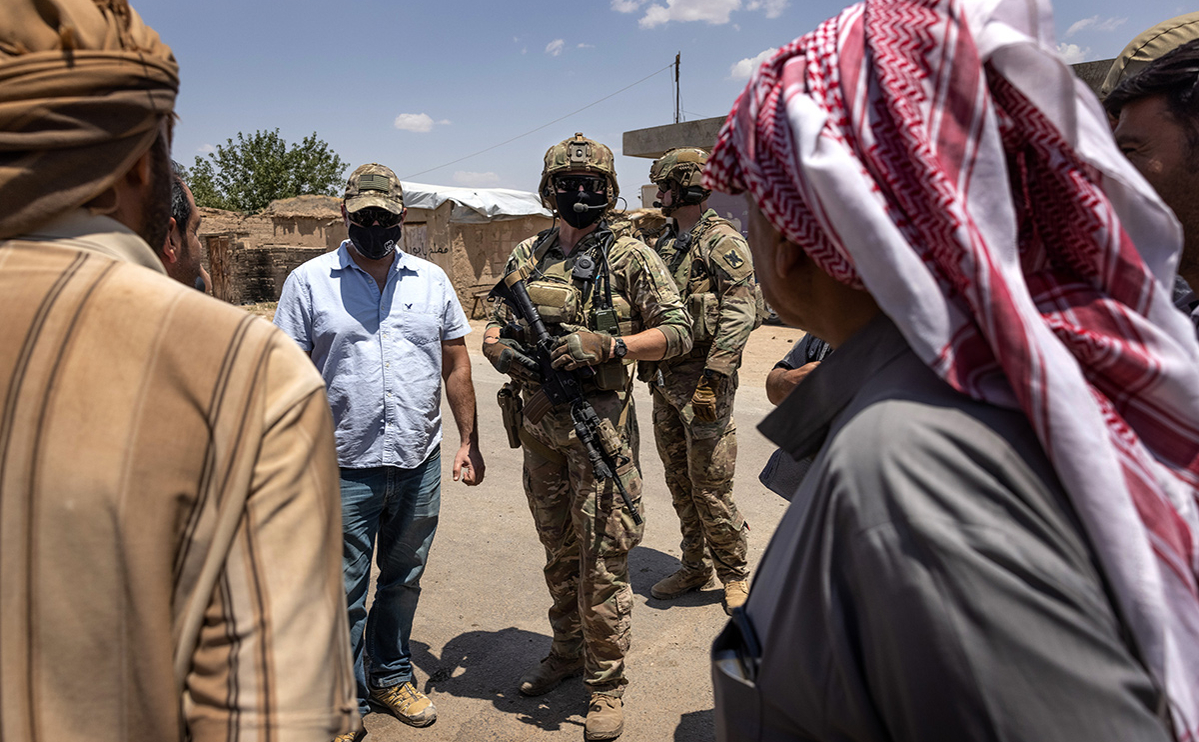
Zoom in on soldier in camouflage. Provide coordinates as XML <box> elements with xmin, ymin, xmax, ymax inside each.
<box><xmin>642</xmin><ymin>147</ymin><xmax>759</xmax><ymax>615</ymax></box>
<box><xmin>482</xmin><ymin>134</ymin><xmax>691</xmax><ymax>741</ymax></box>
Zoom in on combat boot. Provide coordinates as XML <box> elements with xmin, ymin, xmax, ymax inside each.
<box><xmin>518</xmin><ymin>653</ymin><xmax>584</xmax><ymax>696</ymax></box>
<box><xmin>650</xmin><ymin>567</ymin><xmax>712</xmax><ymax>599</ymax></box>
<box><xmin>723</xmin><ymin>579</ymin><xmax>749</xmax><ymax>614</ymax></box>
<box><xmin>584</xmin><ymin>693</ymin><xmax>624</xmax><ymax>741</ymax></box>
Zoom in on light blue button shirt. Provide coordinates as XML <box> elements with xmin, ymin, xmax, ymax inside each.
<box><xmin>274</xmin><ymin>242</ymin><xmax>470</xmax><ymax>469</ymax></box>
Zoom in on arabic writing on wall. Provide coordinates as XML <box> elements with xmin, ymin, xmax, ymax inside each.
<box><xmin>402</xmin><ymin>224</ymin><xmax>450</xmax><ymax>259</ymax></box>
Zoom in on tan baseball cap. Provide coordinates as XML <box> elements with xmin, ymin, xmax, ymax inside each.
<box><xmin>1101</xmin><ymin>12</ymin><xmax>1199</xmax><ymax>99</ymax></box>
<box><xmin>344</xmin><ymin>163</ymin><xmax>404</xmax><ymax>214</ymax></box>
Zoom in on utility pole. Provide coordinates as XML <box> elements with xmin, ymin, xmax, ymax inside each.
<box><xmin>674</xmin><ymin>52</ymin><xmax>681</xmax><ymax>124</ymax></box>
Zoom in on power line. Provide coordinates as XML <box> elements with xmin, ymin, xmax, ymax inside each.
<box><xmin>402</xmin><ymin>61</ymin><xmax>677</xmax><ymax>181</ymax></box>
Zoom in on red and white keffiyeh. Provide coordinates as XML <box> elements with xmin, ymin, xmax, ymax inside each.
<box><xmin>706</xmin><ymin>0</ymin><xmax>1199</xmax><ymax>736</ymax></box>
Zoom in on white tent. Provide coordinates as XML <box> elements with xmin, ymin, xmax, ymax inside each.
<box><xmin>400</xmin><ymin>181</ymin><xmax>550</xmax><ymax>224</ymax></box>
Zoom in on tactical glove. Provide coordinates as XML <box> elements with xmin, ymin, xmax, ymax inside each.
<box><xmin>550</xmin><ymin>328</ymin><xmax>614</xmax><ymax>370</ymax></box>
<box><xmin>691</xmin><ymin>373</ymin><xmax>722</xmax><ymax>422</ymax></box>
<box><xmin>484</xmin><ymin>338</ymin><xmax>541</xmax><ymax>384</ymax></box>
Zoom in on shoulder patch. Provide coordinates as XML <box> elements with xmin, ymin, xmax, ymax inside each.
<box><xmin>710</xmin><ymin>237</ymin><xmax>754</xmax><ymax>281</ymax></box>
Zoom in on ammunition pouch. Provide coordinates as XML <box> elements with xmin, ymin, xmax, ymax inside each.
<box><xmin>526</xmin><ymin>282</ymin><xmax>578</xmax><ymax>325</ymax></box>
<box><xmin>688</xmin><ymin>291</ymin><xmax>719</xmax><ymax>343</ymax></box>
<box><xmin>591</xmin><ymin>358</ymin><xmax>628</xmax><ymax>392</ymax></box>
<box><xmin>496</xmin><ymin>382</ymin><xmax>524</xmax><ymax>449</ymax></box>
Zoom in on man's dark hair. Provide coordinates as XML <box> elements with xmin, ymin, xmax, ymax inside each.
<box><xmin>1106</xmin><ymin>38</ymin><xmax>1199</xmax><ymax>154</ymax></box>
<box><xmin>170</xmin><ymin>159</ymin><xmax>192</xmax><ymax>235</ymax></box>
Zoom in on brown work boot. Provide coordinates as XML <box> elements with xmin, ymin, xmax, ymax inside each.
<box><xmin>369</xmin><ymin>681</ymin><xmax>436</xmax><ymax>727</ymax></box>
<box><xmin>723</xmin><ymin>579</ymin><xmax>749</xmax><ymax>614</ymax></box>
<box><xmin>584</xmin><ymin>693</ymin><xmax>624</xmax><ymax>741</ymax></box>
<box><xmin>518</xmin><ymin>653</ymin><xmax>584</xmax><ymax>696</ymax></box>
<box><xmin>651</xmin><ymin>567</ymin><xmax>713</xmax><ymax>599</ymax></box>
<box><xmin>333</xmin><ymin>730</ymin><xmax>365</xmax><ymax>742</ymax></box>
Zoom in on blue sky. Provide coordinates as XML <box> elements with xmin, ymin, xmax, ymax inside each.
<box><xmin>134</xmin><ymin>0</ymin><xmax>1193</xmax><ymax>204</ymax></box>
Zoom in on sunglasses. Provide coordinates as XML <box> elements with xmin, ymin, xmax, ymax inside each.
<box><xmin>349</xmin><ymin>206</ymin><xmax>402</xmax><ymax>228</ymax></box>
<box><xmin>555</xmin><ymin>175</ymin><xmax>607</xmax><ymax>193</ymax></box>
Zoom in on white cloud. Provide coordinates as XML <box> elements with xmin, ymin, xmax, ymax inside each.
<box><xmin>1066</xmin><ymin>15</ymin><xmax>1126</xmax><ymax>37</ymax></box>
<box><xmin>1056</xmin><ymin>42</ymin><xmax>1090</xmax><ymax>64</ymax></box>
<box><xmin>1066</xmin><ymin>16</ymin><xmax>1096</xmax><ymax>36</ymax></box>
<box><xmin>746</xmin><ymin>0</ymin><xmax>788</xmax><ymax>18</ymax></box>
<box><xmin>198</xmin><ymin>143</ymin><xmax>216</xmax><ymax>154</ymax></box>
<box><xmin>640</xmin><ymin>0</ymin><xmax>741</xmax><ymax>28</ymax></box>
<box><xmin>729</xmin><ymin>47</ymin><xmax>776</xmax><ymax>79</ymax></box>
<box><xmin>438</xmin><ymin>119</ymin><xmax>452</xmax><ymax>125</ymax></box>
<box><xmin>546</xmin><ymin>39</ymin><xmax>565</xmax><ymax>56</ymax></box>
<box><xmin>453</xmin><ymin>171</ymin><xmax>503</xmax><ymax>187</ymax></box>
<box><xmin>578</xmin><ymin>42</ymin><xmax>595</xmax><ymax>48</ymax></box>
<box><xmin>393</xmin><ymin>113</ymin><xmax>436</xmax><ymax>133</ymax></box>
<box><xmin>612</xmin><ymin>0</ymin><xmax>644</xmax><ymax>11</ymax></box>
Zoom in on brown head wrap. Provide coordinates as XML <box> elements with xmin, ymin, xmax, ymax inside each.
<box><xmin>0</xmin><ymin>0</ymin><xmax>178</xmax><ymax>239</ymax></box>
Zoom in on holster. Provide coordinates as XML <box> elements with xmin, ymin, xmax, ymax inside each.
<box><xmin>496</xmin><ymin>382</ymin><xmax>524</xmax><ymax>449</ymax></box>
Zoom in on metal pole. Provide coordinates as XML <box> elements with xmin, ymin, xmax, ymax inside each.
<box><xmin>674</xmin><ymin>52</ymin><xmax>681</xmax><ymax>124</ymax></box>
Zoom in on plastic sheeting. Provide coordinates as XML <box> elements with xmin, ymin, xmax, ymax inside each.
<box><xmin>400</xmin><ymin>181</ymin><xmax>551</xmax><ymax>224</ymax></box>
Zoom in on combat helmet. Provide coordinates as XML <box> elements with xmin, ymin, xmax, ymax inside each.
<box><xmin>539</xmin><ymin>133</ymin><xmax>620</xmax><ymax>212</ymax></box>
<box><xmin>650</xmin><ymin>147</ymin><xmax>710</xmax><ymax>215</ymax></box>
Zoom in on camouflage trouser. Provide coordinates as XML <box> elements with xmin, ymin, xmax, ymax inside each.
<box><xmin>650</xmin><ymin>384</ymin><xmax>748</xmax><ymax>583</ymax></box>
<box><xmin>521</xmin><ymin>390</ymin><xmax>644</xmax><ymax>694</ymax></box>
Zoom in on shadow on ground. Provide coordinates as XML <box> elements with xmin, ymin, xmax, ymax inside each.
<box><xmin>676</xmin><ymin>709</ymin><xmax>716</xmax><ymax>741</ymax></box>
<box><xmin>629</xmin><ymin>545</ymin><xmax>724</xmax><ymax>611</ymax></box>
<box><xmin>410</xmin><ymin>627</ymin><xmax>588</xmax><ymax>733</ymax></box>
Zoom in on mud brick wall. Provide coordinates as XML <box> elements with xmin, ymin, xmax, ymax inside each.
<box><xmin>205</xmin><ymin>233</ymin><xmax>329</xmax><ymax>305</ymax></box>
<box><xmin>199</xmin><ymin>199</ymin><xmax>553</xmax><ymax>308</ymax></box>
<box><xmin>235</xmin><ymin>245</ymin><xmax>330</xmax><ymax>304</ymax></box>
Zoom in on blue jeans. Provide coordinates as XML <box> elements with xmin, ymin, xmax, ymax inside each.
<box><xmin>340</xmin><ymin>448</ymin><xmax>441</xmax><ymax>715</ymax></box>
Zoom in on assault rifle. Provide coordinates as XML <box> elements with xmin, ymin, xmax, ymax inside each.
<box><xmin>489</xmin><ymin>270</ymin><xmax>642</xmax><ymax>525</ymax></box>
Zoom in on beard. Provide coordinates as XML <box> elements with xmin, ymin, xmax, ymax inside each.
<box><xmin>137</xmin><ymin>127</ymin><xmax>173</xmax><ymax>251</ymax></box>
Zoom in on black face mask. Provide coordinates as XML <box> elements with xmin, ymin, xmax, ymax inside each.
<box><xmin>555</xmin><ymin>190</ymin><xmax>606</xmax><ymax>229</ymax></box>
<box><xmin>348</xmin><ymin>223</ymin><xmax>402</xmax><ymax>260</ymax></box>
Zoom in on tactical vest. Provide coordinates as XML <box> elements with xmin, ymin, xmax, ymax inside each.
<box><xmin>656</xmin><ymin>214</ymin><xmax>767</xmax><ymax>348</ymax></box>
<box><xmin>520</xmin><ymin>226</ymin><xmax>636</xmax><ymax>391</ymax></box>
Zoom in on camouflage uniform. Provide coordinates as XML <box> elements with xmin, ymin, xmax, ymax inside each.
<box><xmin>642</xmin><ymin>208</ymin><xmax>756</xmax><ymax>585</ymax></box>
<box><xmin>490</xmin><ymin>225</ymin><xmax>690</xmax><ymax>695</ymax></box>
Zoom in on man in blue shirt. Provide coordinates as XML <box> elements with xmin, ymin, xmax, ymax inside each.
<box><xmin>274</xmin><ymin>163</ymin><xmax>485</xmax><ymax>741</ymax></box>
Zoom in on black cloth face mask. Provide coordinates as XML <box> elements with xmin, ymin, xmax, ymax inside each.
<box><xmin>348</xmin><ymin>223</ymin><xmax>402</xmax><ymax>260</ymax></box>
<box><xmin>555</xmin><ymin>190</ymin><xmax>606</xmax><ymax>229</ymax></box>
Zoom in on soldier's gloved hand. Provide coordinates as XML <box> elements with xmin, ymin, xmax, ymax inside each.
<box><xmin>691</xmin><ymin>371</ymin><xmax>724</xmax><ymax>422</ymax></box>
<box><xmin>483</xmin><ymin>338</ymin><xmax>541</xmax><ymax>384</ymax></box>
<box><xmin>550</xmin><ymin>328</ymin><xmax>613</xmax><ymax>370</ymax></box>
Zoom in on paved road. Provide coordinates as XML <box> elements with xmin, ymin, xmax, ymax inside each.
<box><xmin>361</xmin><ymin>331</ymin><xmax>795</xmax><ymax>742</ymax></box>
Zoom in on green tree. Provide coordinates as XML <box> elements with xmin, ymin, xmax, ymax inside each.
<box><xmin>185</xmin><ymin>129</ymin><xmax>347</xmax><ymax>213</ymax></box>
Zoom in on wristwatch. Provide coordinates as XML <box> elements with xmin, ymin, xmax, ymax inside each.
<box><xmin>613</xmin><ymin>337</ymin><xmax>628</xmax><ymax>359</ymax></box>
<box><xmin>702</xmin><ymin>368</ymin><xmax>726</xmax><ymax>381</ymax></box>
